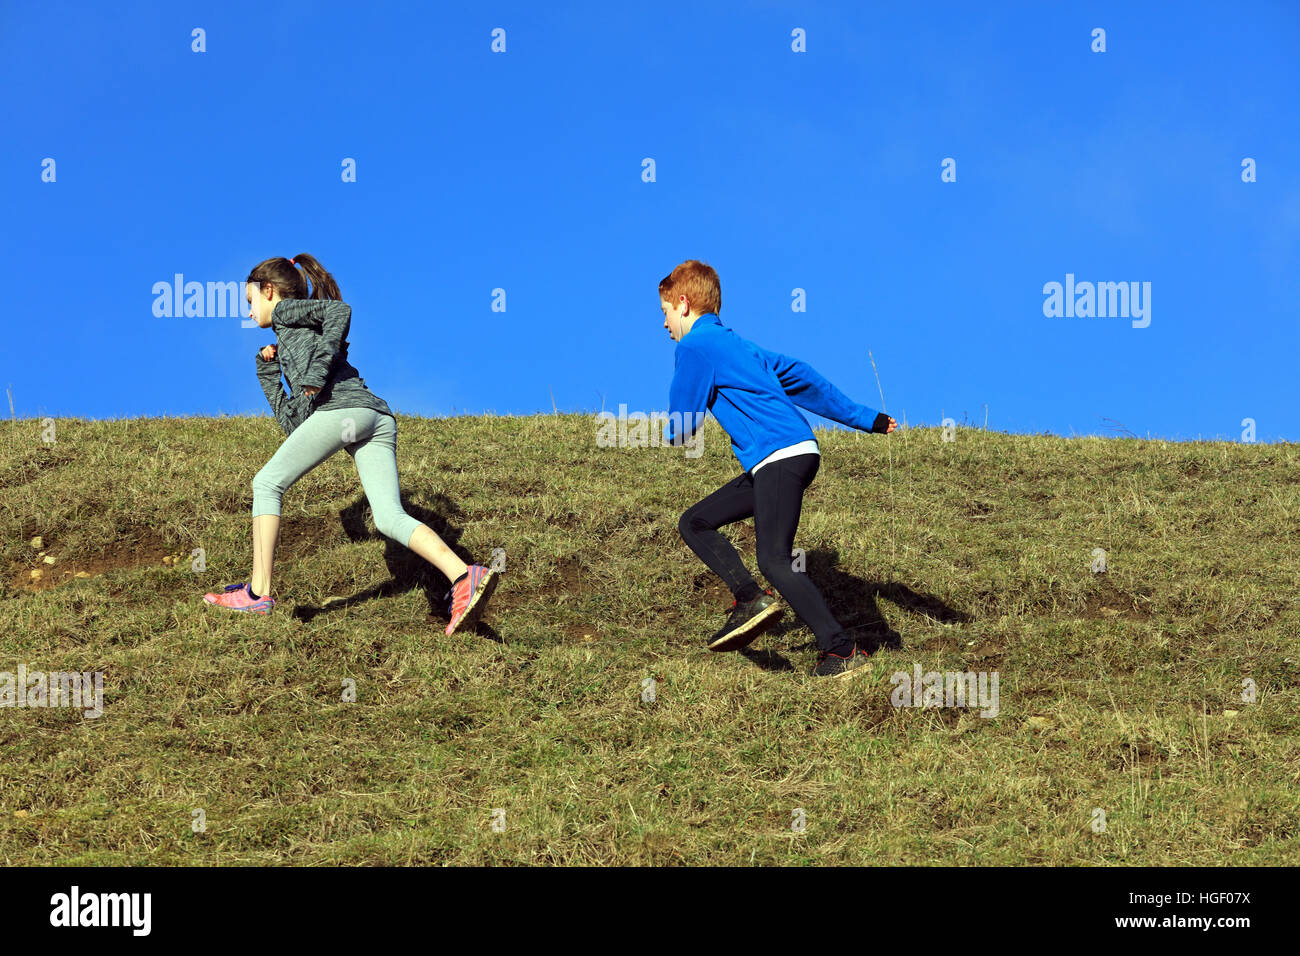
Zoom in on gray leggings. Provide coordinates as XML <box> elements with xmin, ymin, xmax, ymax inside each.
<box><xmin>251</xmin><ymin>407</ymin><xmax>423</xmax><ymax>548</ymax></box>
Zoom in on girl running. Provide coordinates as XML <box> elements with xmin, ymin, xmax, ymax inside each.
<box><xmin>202</xmin><ymin>254</ymin><xmax>498</xmax><ymax>634</ymax></box>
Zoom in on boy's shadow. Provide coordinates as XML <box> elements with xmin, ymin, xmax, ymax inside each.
<box><xmin>291</xmin><ymin>490</ymin><xmax>503</xmax><ymax>642</ymax></box>
<box><xmin>740</xmin><ymin>548</ymin><xmax>971</xmax><ymax>671</ymax></box>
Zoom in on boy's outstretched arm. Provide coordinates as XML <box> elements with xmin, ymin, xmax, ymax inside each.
<box><xmin>663</xmin><ymin>346</ymin><xmax>715</xmax><ymax>446</ymax></box>
<box><xmin>765</xmin><ymin>349</ymin><xmax>894</xmax><ymax>433</ymax></box>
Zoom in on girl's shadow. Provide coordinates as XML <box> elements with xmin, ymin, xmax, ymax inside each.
<box><xmin>740</xmin><ymin>548</ymin><xmax>971</xmax><ymax>671</ymax></box>
<box><xmin>290</xmin><ymin>490</ymin><xmax>503</xmax><ymax>642</ymax></box>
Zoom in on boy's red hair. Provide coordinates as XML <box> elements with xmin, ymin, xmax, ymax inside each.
<box><xmin>659</xmin><ymin>260</ymin><xmax>721</xmax><ymax>316</ymax></box>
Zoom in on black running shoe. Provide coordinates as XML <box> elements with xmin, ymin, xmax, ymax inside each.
<box><xmin>813</xmin><ymin>645</ymin><xmax>870</xmax><ymax>678</ymax></box>
<box><xmin>707</xmin><ymin>590</ymin><xmax>784</xmax><ymax>652</ymax></box>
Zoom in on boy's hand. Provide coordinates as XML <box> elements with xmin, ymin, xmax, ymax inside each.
<box><xmin>871</xmin><ymin>412</ymin><xmax>897</xmax><ymax>434</ymax></box>
<box><xmin>259</xmin><ymin>344</ymin><xmax>278</xmax><ymax>362</ymax></box>
<box><xmin>303</xmin><ymin>386</ymin><xmax>320</xmax><ymax>397</ymax></box>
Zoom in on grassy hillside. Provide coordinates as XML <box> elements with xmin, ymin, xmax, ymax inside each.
<box><xmin>1</xmin><ymin>413</ymin><xmax>1297</xmax><ymax>865</ymax></box>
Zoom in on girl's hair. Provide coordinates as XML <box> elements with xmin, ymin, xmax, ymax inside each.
<box><xmin>246</xmin><ymin>253</ymin><xmax>342</xmax><ymax>301</ymax></box>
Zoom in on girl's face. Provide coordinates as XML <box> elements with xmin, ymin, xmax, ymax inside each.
<box><xmin>245</xmin><ymin>282</ymin><xmax>281</xmax><ymax>329</ymax></box>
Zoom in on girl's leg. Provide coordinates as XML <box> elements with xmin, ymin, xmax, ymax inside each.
<box><xmin>250</xmin><ymin>513</ymin><xmax>280</xmax><ymax>597</ymax></box>
<box><xmin>349</xmin><ymin>413</ymin><xmax>468</xmax><ymax>582</ymax></box>
<box><xmin>407</xmin><ymin>524</ymin><xmax>469</xmax><ymax>582</ymax></box>
<box><xmin>248</xmin><ymin>408</ymin><xmax>356</xmax><ymax>596</ymax></box>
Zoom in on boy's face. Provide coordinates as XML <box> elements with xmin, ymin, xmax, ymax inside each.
<box><xmin>661</xmin><ymin>295</ymin><xmax>691</xmax><ymax>341</ymax></box>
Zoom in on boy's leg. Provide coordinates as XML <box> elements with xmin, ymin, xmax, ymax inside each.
<box><xmin>752</xmin><ymin>454</ymin><xmax>854</xmax><ymax>655</ymax></box>
<box><xmin>677</xmin><ymin>472</ymin><xmax>763</xmax><ymax>601</ymax></box>
<box><xmin>348</xmin><ymin>413</ymin><xmax>467</xmax><ymax>582</ymax></box>
<box><xmin>249</xmin><ymin>407</ymin><xmax>358</xmax><ymax>596</ymax></box>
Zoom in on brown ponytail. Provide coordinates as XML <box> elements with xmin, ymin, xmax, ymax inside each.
<box><xmin>246</xmin><ymin>253</ymin><xmax>343</xmax><ymax>301</ymax></box>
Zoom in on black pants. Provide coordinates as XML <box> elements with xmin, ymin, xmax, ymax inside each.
<box><xmin>677</xmin><ymin>453</ymin><xmax>852</xmax><ymax>655</ymax></box>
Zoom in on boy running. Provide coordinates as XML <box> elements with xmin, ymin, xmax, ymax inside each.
<box><xmin>659</xmin><ymin>260</ymin><xmax>896</xmax><ymax>678</ymax></box>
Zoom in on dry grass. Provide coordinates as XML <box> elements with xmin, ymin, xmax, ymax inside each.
<box><xmin>0</xmin><ymin>413</ymin><xmax>1297</xmax><ymax>864</ymax></box>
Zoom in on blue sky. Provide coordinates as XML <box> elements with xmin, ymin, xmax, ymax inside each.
<box><xmin>2</xmin><ymin>0</ymin><xmax>1296</xmax><ymax>441</ymax></box>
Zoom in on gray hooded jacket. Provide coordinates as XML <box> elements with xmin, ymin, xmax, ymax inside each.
<box><xmin>255</xmin><ymin>298</ymin><xmax>394</xmax><ymax>437</ymax></box>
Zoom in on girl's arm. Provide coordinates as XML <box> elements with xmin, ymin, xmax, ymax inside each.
<box><xmin>298</xmin><ymin>300</ymin><xmax>352</xmax><ymax>392</ymax></box>
<box><xmin>255</xmin><ymin>349</ymin><xmax>303</xmax><ymax>437</ymax></box>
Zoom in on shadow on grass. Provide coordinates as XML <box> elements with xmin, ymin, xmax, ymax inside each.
<box><xmin>290</xmin><ymin>490</ymin><xmax>504</xmax><ymax>643</ymax></box>
<box><xmin>738</xmin><ymin>548</ymin><xmax>972</xmax><ymax>672</ymax></box>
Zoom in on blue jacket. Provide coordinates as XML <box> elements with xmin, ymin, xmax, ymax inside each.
<box><xmin>664</xmin><ymin>313</ymin><xmax>886</xmax><ymax>471</ymax></box>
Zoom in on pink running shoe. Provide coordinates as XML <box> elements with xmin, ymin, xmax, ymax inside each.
<box><xmin>202</xmin><ymin>582</ymin><xmax>275</xmax><ymax>615</ymax></box>
<box><xmin>445</xmin><ymin>565</ymin><xmax>498</xmax><ymax>635</ymax></box>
